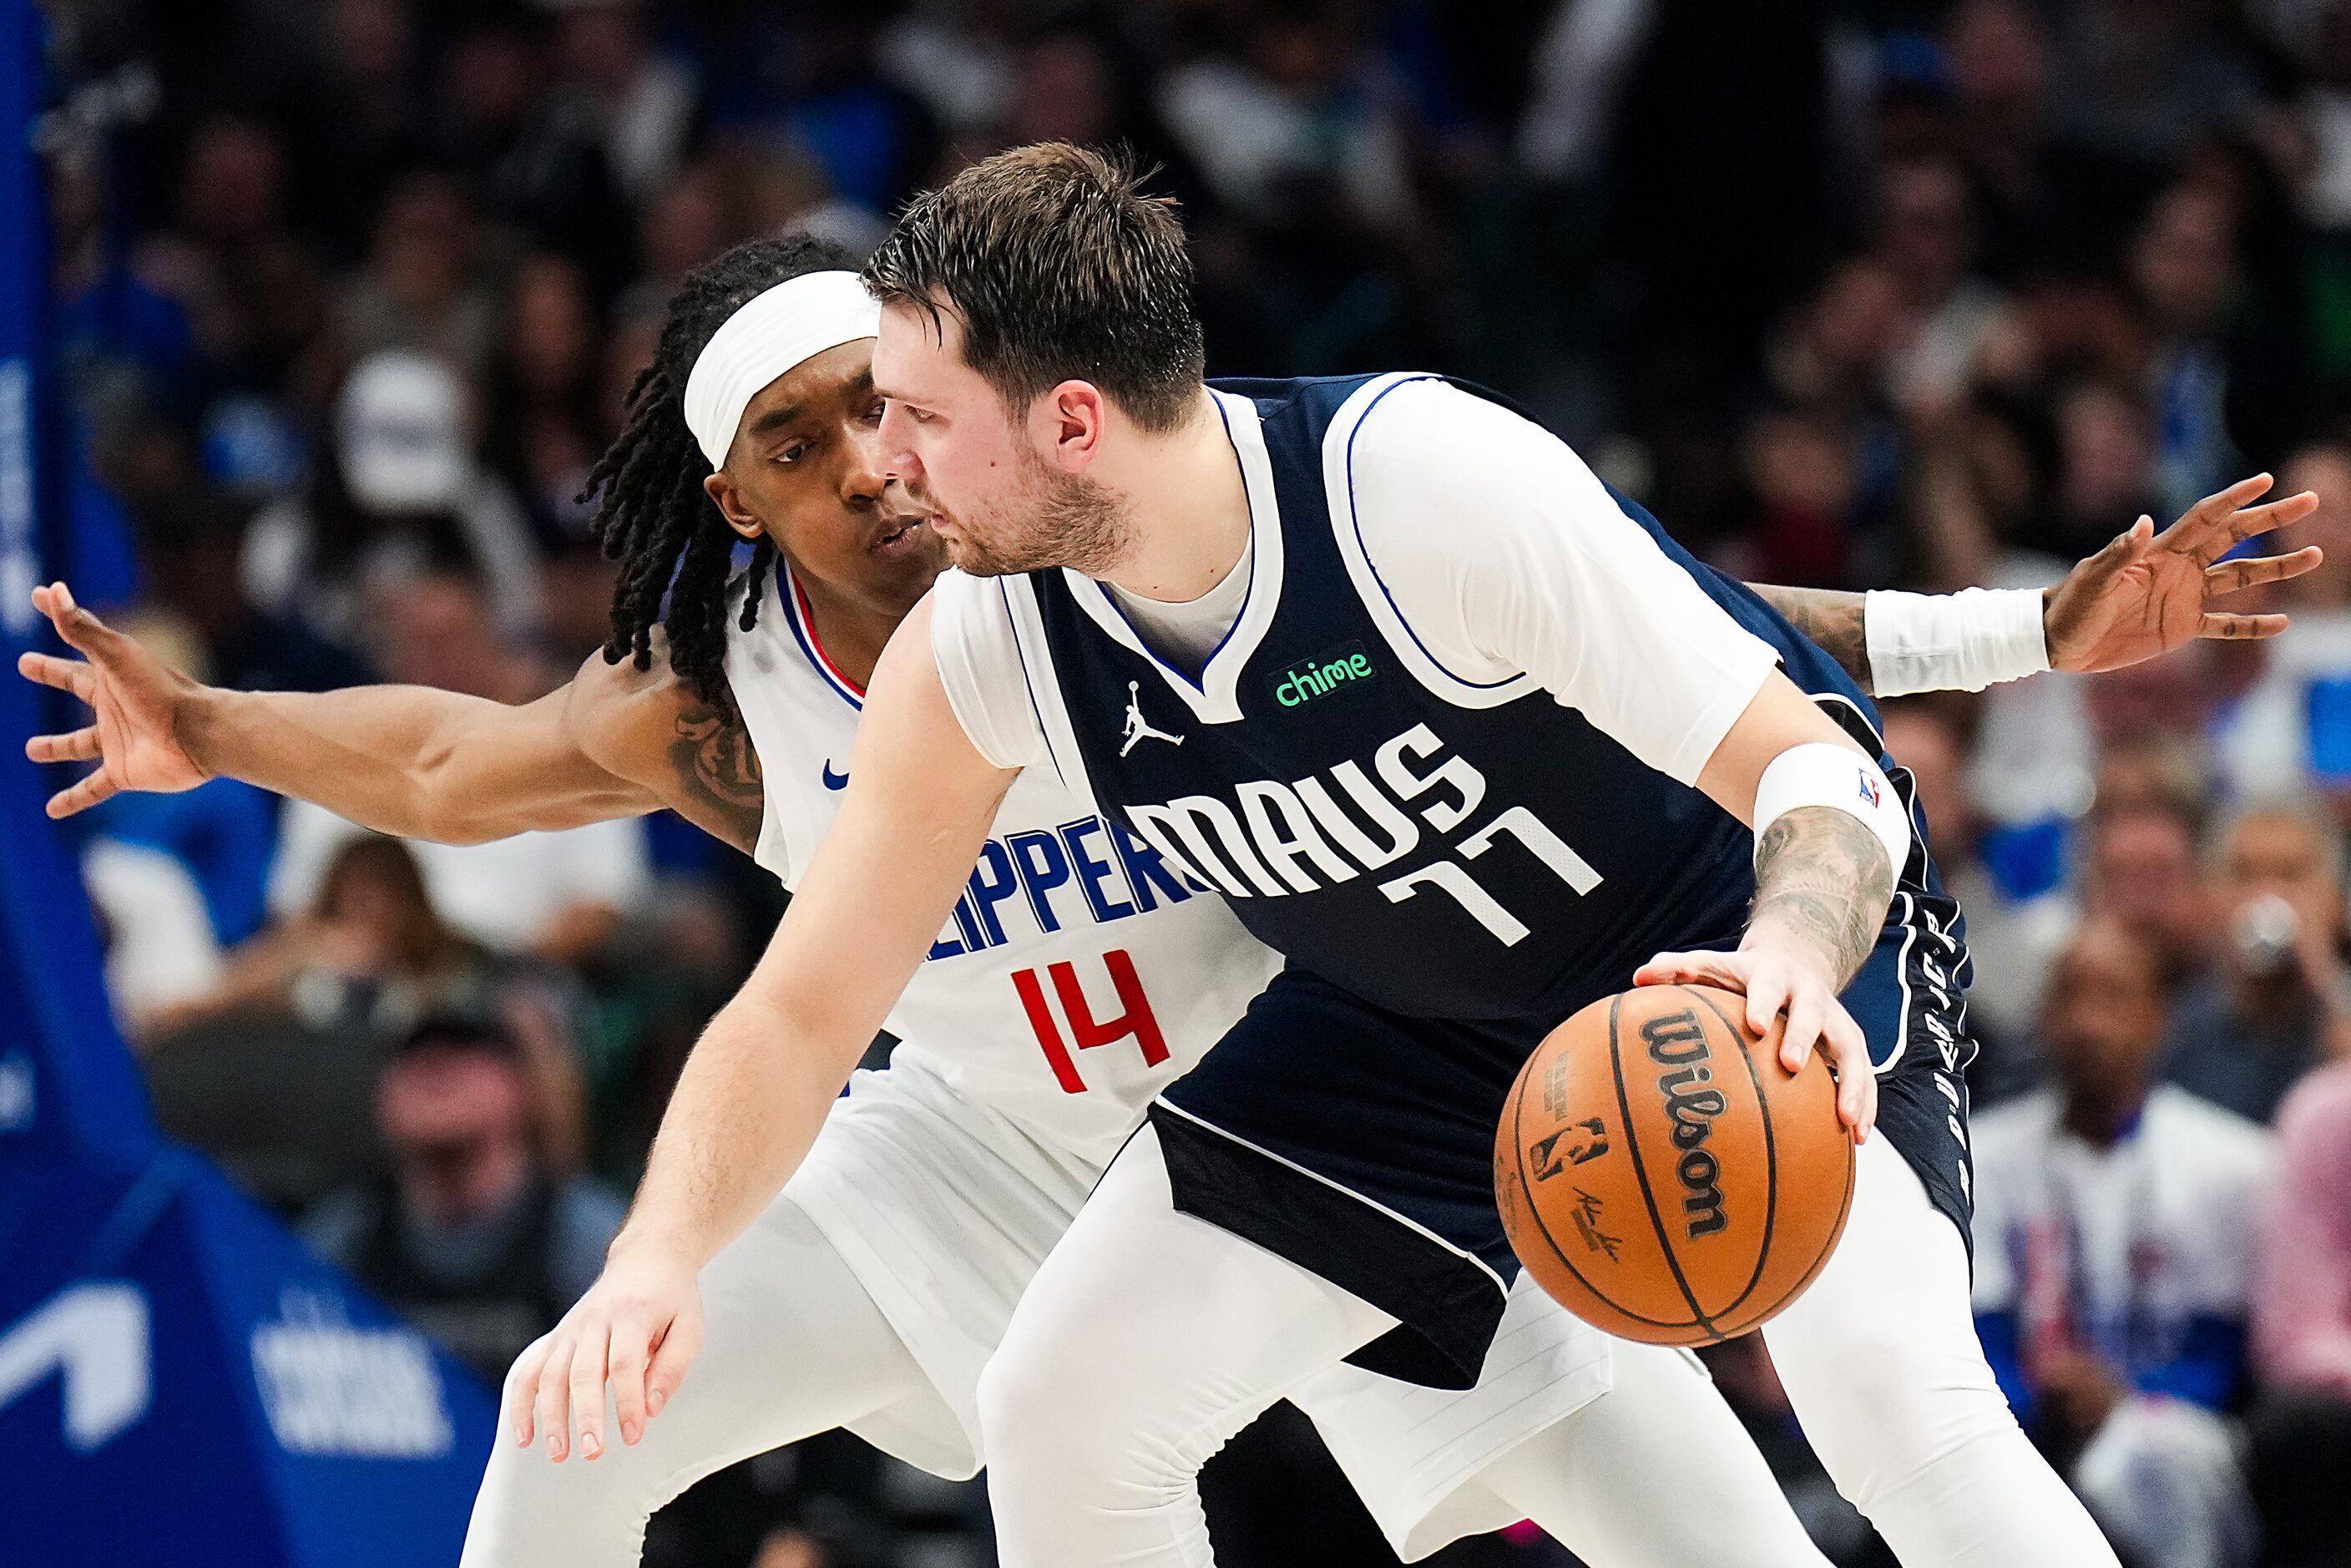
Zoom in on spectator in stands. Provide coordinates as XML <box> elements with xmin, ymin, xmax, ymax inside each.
<box><xmin>481</xmin><ymin>251</ymin><xmax>608</xmax><ymax>542</ymax></box>
<box><xmin>2084</xmin><ymin>794</ymin><xmax>2212</xmax><ymax>989</ymax></box>
<box><xmin>240</xmin><ymin>349</ymin><xmax>543</xmax><ymax>646</ymax></box>
<box><xmin>132</xmin><ymin>115</ymin><xmax>330</xmax><ymax>397</ymax></box>
<box><xmin>1874</xmin><ymin>154</ymin><xmax>2006</xmax><ymax>419</ymax></box>
<box><xmin>265</xmin><ymin>567</ymin><xmax>648</xmax><ymax>964</ymax></box>
<box><xmin>336</xmin><ymin>168</ymin><xmax>499</xmax><ymax>377</ymax></box>
<box><xmin>303</xmin><ymin>1014</ymin><xmax>624</xmax><ymax>1386</ymax></box>
<box><xmin>2130</xmin><ymin>180</ymin><xmax>2247</xmax><ymax>517</ymax></box>
<box><xmin>2247</xmin><ymin>1057</ymin><xmax>2351</xmax><ymax>1568</ymax></box>
<box><xmin>1973</xmin><ymin>915</ymin><xmax>2275</xmax><ymax>1568</ymax></box>
<box><xmin>140</xmin><ymin>836</ymin><xmax>492</xmax><ymax>1215</ymax></box>
<box><xmin>174</xmin><ymin>832</ymin><xmax>498</xmax><ymax>1040</ymax></box>
<box><xmin>2220</xmin><ymin>442</ymin><xmax>2351</xmax><ymax>807</ymax></box>
<box><xmin>549</xmin><ymin>0</ymin><xmax>700</xmax><ymax>204</ymax></box>
<box><xmin>2163</xmin><ymin>800</ymin><xmax>2351</xmax><ymax>1122</ymax></box>
<box><xmin>1881</xmin><ymin>700</ymin><xmax>2071</xmax><ymax>1070</ymax></box>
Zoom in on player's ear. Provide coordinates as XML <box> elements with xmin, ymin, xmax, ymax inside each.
<box><xmin>1035</xmin><ymin>380</ymin><xmax>1106</xmax><ymax>473</ymax></box>
<box><xmin>703</xmin><ymin>469</ymin><xmax>765</xmax><ymax>543</ymax></box>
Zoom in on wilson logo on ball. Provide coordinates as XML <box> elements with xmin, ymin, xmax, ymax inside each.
<box><xmin>1641</xmin><ymin>1009</ymin><xmax>1729</xmax><ymax>1239</ymax></box>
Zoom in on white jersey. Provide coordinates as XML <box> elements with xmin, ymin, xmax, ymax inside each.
<box><xmin>720</xmin><ymin>564</ymin><xmax>1615</xmax><ymax>1559</ymax></box>
<box><xmin>724</xmin><ymin>564</ymin><xmax>1282</xmax><ymax>1164</ymax></box>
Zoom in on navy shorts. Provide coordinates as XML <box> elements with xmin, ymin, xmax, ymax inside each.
<box><xmin>1150</xmin><ymin>894</ymin><xmax>1977</xmax><ymax>1390</ymax></box>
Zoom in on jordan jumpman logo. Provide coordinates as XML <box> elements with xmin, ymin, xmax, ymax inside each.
<box><xmin>1120</xmin><ymin>680</ymin><xmax>1184</xmax><ymax>756</ymax></box>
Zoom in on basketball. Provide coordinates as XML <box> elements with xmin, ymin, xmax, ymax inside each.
<box><xmin>1495</xmin><ymin>984</ymin><xmax>1856</xmax><ymax>1347</ymax></box>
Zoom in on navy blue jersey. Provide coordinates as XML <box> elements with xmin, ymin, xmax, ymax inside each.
<box><xmin>1019</xmin><ymin>373</ymin><xmax>1959</xmax><ymax>1039</ymax></box>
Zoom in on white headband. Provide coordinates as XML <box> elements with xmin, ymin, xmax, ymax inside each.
<box><xmin>681</xmin><ymin>271</ymin><xmax>882</xmax><ymax>468</ymax></box>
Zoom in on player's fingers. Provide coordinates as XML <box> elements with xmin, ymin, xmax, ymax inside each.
<box><xmin>1820</xmin><ymin>1004</ymin><xmax>1875</xmax><ymax>1139</ymax></box>
<box><xmin>532</xmin><ymin>1335</ymin><xmax>574</xmax><ymax>1460</ymax></box>
<box><xmin>2207</xmin><ymin>546</ymin><xmax>2322</xmax><ymax>596</ymax></box>
<box><xmin>2182</xmin><ymin>477</ymin><xmax>2291</xmax><ymax>565</ymax></box>
<box><xmin>569</xmin><ymin>1322</ymin><xmax>611</xmax><ymax>1460</ymax></box>
<box><xmin>38</xmin><ymin>582</ymin><xmax>114</xmax><ymax>657</ymax></box>
<box><xmin>504</xmin><ymin>1336</ymin><xmax>557</xmax><ymax>1447</ymax></box>
<box><xmin>1779</xmin><ymin>981</ymin><xmax>1825</xmax><ymax>1075</ymax></box>
<box><xmin>2192</xmin><ymin>488</ymin><xmax>2320</xmax><ymax>554</ymax></box>
<box><xmin>2198</xmin><ymin>612</ymin><xmax>2291</xmax><ymax>642</ymax></box>
<box><xmin>26</xmin><ymin>726</ymin><xmax>100</xmax><ymax>764</ymax></box>
<box><xmin>607</xmin><ymin>1318</ymin><xmax>651</xmax><ymax>1447</ymax></box>
<box><xmin>1633</xmin><ymin>950</ymin><xmax>1738</xmax><ymax>990</ymax></box>
<box><xmin>17</xmin><ymin>650</ymin><xmax>93</xmax><ymax>699</ymax></box>
<box><xmin>1742</xmin><ymin>964</ymin><xmax>1792</xmax><ymax>1041</ymax></box>
<box><xmin>644</xmin><ymin>1312</ymin><xmax>701</xmax><ymax>1421</ymax></box>
<box><xmin>46</xmin><ymin>768</ymin><xmax>117</xmax><ymax>819</ymax></box>
<box><xmin>2080</xmin><ymin>514</ymin><xmax>2155</xmax><ymax>582</ymax></box>
<box><xmin>2179</xmin><ymin>473</ymin><xmax>2275</xmax><ymax>534</ymax></box>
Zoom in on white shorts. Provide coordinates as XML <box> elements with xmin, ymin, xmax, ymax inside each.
<box><xmin>787</xmin><ymin>1055</ymin><xmax>1615</xmax><ymax>1556</ymax></box>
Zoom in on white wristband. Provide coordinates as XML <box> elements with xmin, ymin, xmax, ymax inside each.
<box><xmin>1752</xmin><ymin>742</ymin><xmax>1911</xmax><ymax>886</ymax></box>
<box><xmin>1863</xmin><ymin>587</ymin><xmax>2050</xmax><ymax>695</ymax></box>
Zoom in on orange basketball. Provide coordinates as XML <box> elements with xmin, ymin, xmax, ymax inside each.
<box><xmin>1494</xmin><ymin>984</ymin><xmax>1856</xmax><ymax>1346</ymax></box>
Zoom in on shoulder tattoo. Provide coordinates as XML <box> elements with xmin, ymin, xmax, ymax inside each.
<box><xmin>668</xmin><ymin>698</ymin><xmax>766</xmax><ymax>855</ymax></box>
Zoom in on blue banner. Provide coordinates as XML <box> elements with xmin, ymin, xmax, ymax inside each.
<box><xmin>0</xmin><ymin>7</ymin><xmax>498</xmax><ymax>1559</ymax></box>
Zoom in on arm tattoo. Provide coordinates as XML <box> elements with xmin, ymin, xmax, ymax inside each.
<box><xmin>669</xmin><ymin>701</ymin><xmax>766</xmax><ymax>855</ymax></box>
<box><xmin>1749</xmin><ymin>586</ymin><xmax>1871</xmax><ymax>694</ymax></box>
<box><xmin>1749</xmin><ymin>807</ymin><xmax>1893</xmax><ymax>986</ymax></box>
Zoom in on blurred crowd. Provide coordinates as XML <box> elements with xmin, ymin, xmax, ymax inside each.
<box><xmin>32</xmin><ymin>0</ymin><xmax>2351</xmax><ymax>1563</ymax></box>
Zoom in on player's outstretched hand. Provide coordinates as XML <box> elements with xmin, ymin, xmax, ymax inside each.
<box><xmin>1632</xmin><ymin>943</ymin><xmax>1878</xmax><ymax>1141</ymax></box>
<box><xmin>2045</xmin><ymin>473</ymin><xmax>2323</xmax><ymax>675</ymax></box>
<box><xmin>16</xmin><ymin>581</ymin><xmax>209</xmax><ymax>816</ymax></box>
<box><xmin>505</xmin><ymin>1237</ymin><xmax>703</xmax><ymax>1463</ymax></box>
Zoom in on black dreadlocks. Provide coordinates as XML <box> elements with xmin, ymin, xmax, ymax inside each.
<box><xmin>584</xmin><ymin>232</ymin><xmax>860</xmax><ymax>717</ymax></box>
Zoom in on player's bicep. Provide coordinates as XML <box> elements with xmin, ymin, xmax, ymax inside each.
<box><xmin>741</xmin><ymin>600</ymin><xmax>1015</xmax><ymax>1039</ymax></box>
<box><xmin>1493</xmin><ymin>508</ymin><xmax>1784</xmax><ymax>786</ymax></box>
<box><xmin>1355</xmin><ymin>384</ymin><xmax>1778</xmax><ymax>784</ymax></box>
<box><xmin>1691</xmin><ymin>672</ymin><xmax>1869</xmax><ymax>827</ymax></box>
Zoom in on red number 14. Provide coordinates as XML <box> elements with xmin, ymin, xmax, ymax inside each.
<box><xmin>1012</xmin><ymin>949</ymin><xmax>1169</xmax><ymax>1094</ymax></box>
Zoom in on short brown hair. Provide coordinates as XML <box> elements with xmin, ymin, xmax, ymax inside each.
<box><xmin>864</xmin><ymin>143</ymin><xmax>1205</xmax><ymax>432</ymax></box>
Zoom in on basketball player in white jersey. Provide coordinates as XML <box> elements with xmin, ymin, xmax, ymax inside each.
<box><xmin>19</xmin><ymin>231</ymin><xmax>2311</xmax><ymax>1566</ymax></box>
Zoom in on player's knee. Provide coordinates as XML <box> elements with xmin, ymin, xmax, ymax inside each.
<box><xmin>977</xmin><ymin>1332</ymin><xmax>1194</xmax><ymax>1502</ymax></box>
<box><xmin>1794</xmin><ymin>1320</ymin><xmax>2015</xmax><ymax>1499</ymax></box>
<box><xmin>975</xmin><ymin>1340</ymin><xmax>1094</xmax><ymax>1480</ymax></box>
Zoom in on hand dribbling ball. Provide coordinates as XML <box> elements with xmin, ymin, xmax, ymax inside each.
<box><xmin>1495</xmin><ymin>984</ymin><xmax>1856</xmax><ymax>1345</ymax></box>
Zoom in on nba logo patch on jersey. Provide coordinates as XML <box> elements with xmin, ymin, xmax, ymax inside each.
<box><xmin>1858</xmin><ymin>771</ymin><xmax>1882</xmax><ymax>809</ymax></box>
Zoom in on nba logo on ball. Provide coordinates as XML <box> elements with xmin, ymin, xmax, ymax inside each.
<box><xmin>1495</xmin><ymin>985</ymin><xmax>1855</xmax><ymax>1346</ymax></box>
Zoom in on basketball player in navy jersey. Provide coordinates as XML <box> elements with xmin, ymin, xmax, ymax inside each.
<box><xmin>481</xmin><ymin>149</ymin><xmax>2322</xmax><ymax>1567</ymax></box>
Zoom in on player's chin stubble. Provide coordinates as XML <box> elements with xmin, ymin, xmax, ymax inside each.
<box><xmin>943</xmin><ymin>453</ymin><xmax>1134</xmax><ymax>579</ymax></box>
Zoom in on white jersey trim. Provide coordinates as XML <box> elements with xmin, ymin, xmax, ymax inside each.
<box><xmin>997</xmin><ymin>572</ymin><xmax>1100</xmax><ymax>812</ymax></box>
<box><xmin>1151</xmin><ymin>1097</ymin><xmax>1511</xmax><ymax>1298</ymax></box>
<box><xmin>777</xmin><ymin>562</ymin><xmax>867</xmax><ymax>711</ymax></box>
<box><xmin>1059</xmin><ymin>388</ymin><xmax>1287</xmax><ymax>726</ymax></box>
<box><xmin>1322</xmin><ymin>372</ymin><xmax>1544</xmax><ymax>711</ymax></box>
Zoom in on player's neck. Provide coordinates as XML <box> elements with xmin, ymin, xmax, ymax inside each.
<box><xmin>791</xmin><ymin>568</ymin><xmax>921</xmax><ymax>690</ymax></box>
<box><xmin>1093</xmin><ymin>387</ymin><xmax>1251</xmax><ymax>605</ymax></box>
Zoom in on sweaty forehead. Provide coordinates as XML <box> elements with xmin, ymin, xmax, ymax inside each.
<box><xmin>872</xmin><ymin>300</ymin><xmax>964</xmax><ymax>387</ymax></box>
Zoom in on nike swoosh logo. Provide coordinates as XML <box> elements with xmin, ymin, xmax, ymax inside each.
<box><xmin>821</xmin><ymin>762</ymin><xmax>849</xmax><ymax>791</ymax></box>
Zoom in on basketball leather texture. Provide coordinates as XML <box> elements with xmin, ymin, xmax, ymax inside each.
<box><xmin>1495</xmin><ymin>984</ymin><xmax>1856</xmax><ymax>1346</ymax></box>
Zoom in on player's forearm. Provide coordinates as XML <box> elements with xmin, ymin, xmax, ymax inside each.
<box><xmin>1749</xmin><ymin>584</ymin><xmax>2052</xmax><ymax>696</ymax></box>
<box><xmin>1744</xmin><ymin>805</ymin><xmax>1895</xmax><ymax>989</ymax></box>
<box><xmin>610</xmin><ymin>987</ymin><xmax>871</xmax><ymax>1270</ymax></box>
<box><xmin>183</xmin><ymin>683</ymin><xmax>627</xmax><ymax>842</ymax></box>
<box><xmin>1749</xmin><ymin>587</ymin><xmax>1874</xmax><ymax>691</ymax></box>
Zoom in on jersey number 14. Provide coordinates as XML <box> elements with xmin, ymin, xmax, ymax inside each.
<box><xmin>1012</xmin><ymin>950</ymin><xmax>1169</xmax><ymax>1094</ymax></box>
